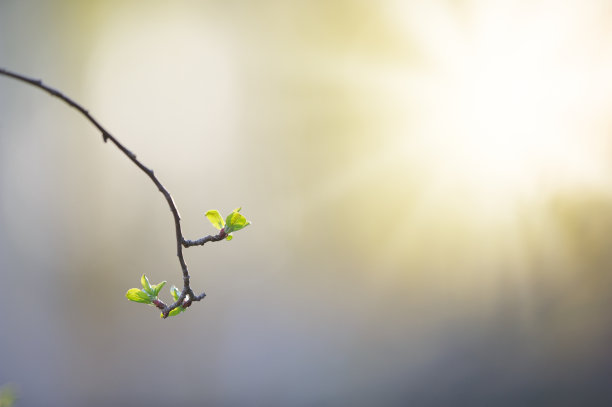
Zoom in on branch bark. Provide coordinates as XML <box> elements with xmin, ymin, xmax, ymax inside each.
<box><xmin>0</xmin><ymin>67</ymin><xmax>223</xmax><ymax>318</ymax></box>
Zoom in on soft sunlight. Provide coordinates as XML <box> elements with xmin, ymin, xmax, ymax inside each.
<box><xmin>396</xmin><ymin>1</ymin><xmax>611</xmax><ymax>216</ymax></box>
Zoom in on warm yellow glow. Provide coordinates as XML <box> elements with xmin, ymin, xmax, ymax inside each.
<box><xmin>392</xmin><ymin>1</ymin><xmax>611</xmax><ymax>217</ymax></box>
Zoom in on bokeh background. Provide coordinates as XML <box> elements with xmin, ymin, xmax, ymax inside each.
<box><xmin>2</xmin><ymin>1</ymin><xmax>612</xmax><ymax>406</ymax></box>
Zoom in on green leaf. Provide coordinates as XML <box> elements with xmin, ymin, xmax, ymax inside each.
<box><xmin>226</xmin><ymin>234</ymin><xmax>233</xmax><ymax>241</ymax></box>
<box><xmin>224</xmin><ymin>209</ymin><xmax>250</xmax><ymax>234</ymax></box>
<box><xmin>170</xmin><ymin>285</ymin><xmax>181</xmax><ymax>302</ymax></box>
<box><xmin>152</xmin><ymin>281</ymin><xmax>166</xmax><ymax>297</ymax></box>
<box><xmin>141</xmin><ymin>274</ymin><xmax>153</xmax><ymax>295</ymax></box>
<box><xmin>167</xmin><ymin>306</ymin><xmax>185</xmax><ymax>317</ymax></box>
<box><xmin>126</xmin><ymin>288</ymin><xmax>152</xmax><ymax>304</ymax></box>
<box><xmin>205</xmin><ymin>210</ymin><xmax>225</xmax><ymax>230</ymax></box>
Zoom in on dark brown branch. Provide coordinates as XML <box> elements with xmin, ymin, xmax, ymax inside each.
<box><xmin>183</xmin><ymin>229</ymin><xmax>227</xmax><ymax>247</ymax></box>
<box><xmin>0</xmin><ymin>67</ymin><xmax>222</xmax><ymax>318</ymax></box>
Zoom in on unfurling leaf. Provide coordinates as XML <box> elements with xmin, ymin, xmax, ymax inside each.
<box><xmin>162</xmin><ymin>285</ymin><xmax>186</xmax><ymax>318</ymax></box>
<box><xmin>151</xmin><ymin>281</ymin><xmax>166</xmax><ymax>297</ymax></box>
<box><xmin>170</xmin><ymin>285</ymin><xmax>181</xmax><ymax>302</ymax></box>
<box><xmin>205</xmin><ymin>210</ymin><xmax>225</xmax><ymax>230</ymax></box>
<box><xmin>166</xmin><ymin>306</ymin><xmax>185</xmax><ymax>317</ymax></box>
<box><xmin>224</xmin><ymin>208</ymin><xmax>251</xmax><ymax>236</ymax></box>
<box><xmin>141</xmin><ymin>274</ymin><xmax>153</xmax><ymax>295</ymax></box>
<box><xmin>127</xmin><ymin>276</ymin><xmax>166</xmax><ymax>306</ymax></box>
<box><xmin>126</xmin><ymin>288</ymin><xmax>152</xmax><ymax>304</ymax></box>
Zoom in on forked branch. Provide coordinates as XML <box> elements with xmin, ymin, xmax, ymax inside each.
<box><xmin>0</xmin><ymin>67</ymin><xmax>249</xmax><ymax>318</ymax></box>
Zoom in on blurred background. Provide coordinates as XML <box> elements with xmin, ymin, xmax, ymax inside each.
<box><xmin>1</xmin><ymin>0</ymin><xmax>612</xmax><ymax>405</ymax></box>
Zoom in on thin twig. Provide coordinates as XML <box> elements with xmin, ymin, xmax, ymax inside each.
<box><xmin>0</xmin><ymin>67</ymin><xmax>223</xmax><ymax>318</ymax></box>
<box><xmin>183</xmin><ymin>229</ymin><xmax>227</xmax><ymax>247</ymax></box>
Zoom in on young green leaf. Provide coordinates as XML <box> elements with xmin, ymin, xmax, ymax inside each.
<box><xmin>224</xmin><ymin>208</ymin><xmax>251</xmax><ymax>234</ymax></box>
<box><xmin>205</xmin><ymin>210</ymin><xmax>225</xmax><ymax>230</ymax></box>
<box><xmin>126</xmin><ymin>288</ymin><xmax>153</xmax><ymax>304</ymax></box>
<box><xmin>140</xmin><ymin>274</ymin><xmax>153</xmax><ymax>295</ymax></box>
<box><xmin>161</xmin><ymin>285</ymin><xmax>187</xmax><ymax>317</ymax></box>
<box><xmin>170</xmin><ymin>285</ymin><xmax>181</xmax><ymax>302</ymax></box>
<box><xmin>166</xmin><ymin>306</ymin><xmax>185</xmax><ymax>317</ymax></box>
<box><xmin>152</xmin><ymin>281</ymin><xmax>167</xmax><ymax>297</ymax></box>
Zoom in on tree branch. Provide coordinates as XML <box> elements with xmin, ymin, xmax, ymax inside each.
<box><xmin>0</xmin><ymin>67</ymin><xmax>225</xmax><ymax>318</ymax></box>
